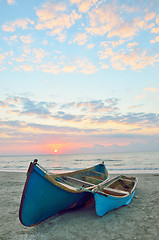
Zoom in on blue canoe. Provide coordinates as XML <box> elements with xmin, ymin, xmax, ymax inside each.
<box><xmin>19</xmin><ymin>160</ymin><xmax>109</xmax><ymax>226</ymax></box>
<box><xmin>94</xmin><ymin>175</ymin><xmax>138</xmax><ymax>216</ymax></box>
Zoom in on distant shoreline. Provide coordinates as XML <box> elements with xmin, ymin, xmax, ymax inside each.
<box><xmin>0</xmin><ymin>170</ymin><xmax>159</xmax><ymax>174</ymax></box>
<box><xmin>0</xmin><ymin>150</ymin><xmax>159</xmax><ymax>157</ymax></box>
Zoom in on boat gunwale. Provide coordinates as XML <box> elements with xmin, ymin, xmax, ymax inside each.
<box><xmin>37</xmin><ymin>162</ymin><xmax>109</xmax><ymax>193</ymax></box>
<box><xmin>45</xmin><ymin>171</ymin><xmax>109</xmax><ymax>193</ymax></box>
<box><xmin>94</xmin><ymin>175</ymin><xmax>138</xmax><ymax>198</ymax></box>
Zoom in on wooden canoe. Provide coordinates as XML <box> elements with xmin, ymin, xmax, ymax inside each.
<box><xmin>19</xmin><ymin>159</ymin><xmax>109</xmax><ymax>226</ymax></box>
<box><xmin>94</xmin><ymin>175</ymin><xmax>138</xmax><ymax>216</ymax></box>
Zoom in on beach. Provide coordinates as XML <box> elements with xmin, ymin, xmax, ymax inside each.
<box><xmin>0</xmin><ymin>172</ymin><xmax>159</xmax><ymax>240</ymax></box>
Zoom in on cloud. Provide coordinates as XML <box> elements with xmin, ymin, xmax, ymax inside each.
<box><xmin>150</xmin><ymin>35</ymin><xmax>159</xmax><ymax>43</ymax></box>
<box><xmin>87</xmin><ymin>43</ymin><xmax>95</xmax><ymax>49</ymax></box>
<box><xmin>143</xmin><ymin>87</ymin><xmax>158</xmax><ymax>92</ymax></box>
<box><xmin>144</xmin><ymin>12</ymin><xmax>156</xmax><ymax>21</ymax></box>
<box><xmin>16</xmin><ymin>64</ymin><xmax>34</xmax><ymax>72</ymax></box>
<box><xmin>21</xmin><ymin>99</ymin><xmax>53</xmax><ymax>115</ymax></box>
<box><xmin>5</xmin><ymin>97</ymin><xmax>56</xmax><ymax>117</ymax></box>
<box><xmin>156</xmin><ymin>15</ymin><xmax>159</xmax><ymax>25</ymax></box>
<box><xmin>42</xmin><ymin>40</ymin><xmax>48</xmax><ymax>45</ymax></box>
<box><xmin>1</xmin><ymin>95</ymin><xmax>159</xmax><ymax>155</ymax></box>
<box><xmin>2</xmin><ymin>0</ymin><xmax>159</xmax><ymax>75</ymax></box>
<box><xmin>36</xmin><ymin>2</ymin><xmax>66</xmax><ymax>22</ymax></box>
<box><xmin>73</xmin><ymin>33</ymin><xmax>88</xmax><ymax>45</ymax></box>
<box><xmin>1</xmin><ymin>94</ymin><xmax>158</xmax><ymax>129</ymax></box>
<box><xmin>118</xmin><ymin>51</ymin><xmax>159</xmax><ymax>70</ymax></box>
<box><xmin>120</xmin><ymin>4</ymin><xmax>139</xmax><ymax>13</ymax></box>
<box><xmin>0</xmin><ymin>100</ymin><xmax>8</xmax><ymax>108</ymax></box>
<box><xmin>151</xmin><ymin>27</ymin><xmax>159</xmax><ymax>34</ymax></box>
<box><xmin>110</xmin><ymin>40</ymin><xmax>125</xmax><ymax>48</ymax></box>
<box><xmin>0</xmin><ymin>53</ymin><xmax>5</xmax><ymax>64</ymax></box>
<box><xmin>6</xmin><ymin>97</ymin><xmax>58</xmax><ymax>119</ymax></box>
<box><xmin>92</xmin><ymin>112</ymin><xmax>159</xmax><ymax>127</ymax></box>
<box><xmin>100</xmin><ymin>63</ymin><xmax>109</xmax><ymax>70</ymax></box>
<box><xmin>2</xmin><ymin>18</ymin><xmax>34</xmax><ymax>32</ymax></box>
<box><xmin>62</xmin><ymin>98</ymin><xmax>119</xmax><ymax>113</ymax></box>
<box><xmin>38</xmin><ymin>58</ymin><xmax>98</xmax><ymax>75</ymax></box>
<box><xmin>35</xmin><ymin>1</ymin><xmax>82</xmax><ymax>39</ymax></box>
<box><xmin>135</xmin><ymin>94</ymin><xmax>147</xmax><ymax>100</ymax></box>
<box><xmin>19</xmin><ymin>35</ymin><xmax>34</xmax><ymax>44</ymax></box>
<box><xmin>86</xmin><ymin>2</ymin><xmax>120</xmax><ymax>36</ymax></box>
<box><xmin>134</xmin><ymin>87</ymin><xmax>158</xmax><ymax>101</ymax></box>
<box><xmin>12</xmin><ymin>47</ymin><xmax>47</xmax><ymax>65</ymax></box>
<box><xmin>52</xmin><ymin>111</ymin><xmax>84</xmax><ymax>122</ymax></box>
<box><xmin>0</xmin><ymin>120</ymin><xmax>24</xmax><ymax>128</ymax></box>
<box><xmin>33</xmin><ymin>48</ymin><xmax>47</xmax><ymax>63</ymax></box>
<box><xmin>145</xmin><ymin>22</ymin><xmax>155</xmax><ymax>30</ymax></box>
<box><xmin>62</xmin><ymin>65</ymin><xmax>77</xmax><ymax>73</ymax></box>
<box><xmin>127</xmin><ymin>42</ymin><xmax>138</xmax><ymax>48</ymax></box>
<box><xmin>70</xmin><ymin>0</ymin><xmax>98</xmax><ymax>13</ymax></box>
<box><xmin>105</xmin><ymin>49</ymin><xmax>159</xmax><ymax>70</ymax></box>
<box><xmin>46</xmin><ymin>26</ymin><xmax>67</xmax><ymax>41</ymax></box>
<box><xmin>108</xmin><ymin>17</ymin><xmax>146</xmax><ymax>39</ymax></box>
<box><xmin>7</xmin><ymin>0</ymin><xmax>15</xmax><ymax>4</ymax></box>
<box><xmin>77</xmin><ymin>59</ymin><xmax>97</xmax><ymax>74</ymax></box>
<box><xmin>84</xmin><ymin>1</ymin><xmax>151</xmax><ymax>41</ymax></box>
<box><xmin>129</xmin><ymin>105</ymin><xmax>143</xmax><ymax>109</ymax></box>
<box><xmin>1</xmin><ymin>127</ymin><xmax>159</xmax><ymax>154</ymax></box>
<box><xmin>39</xmin><ymin>62</ymin><xmax>60</xmax><ymax>74</ymax></box>
<box><xmin>79</xmin><ymin>134</ymin><xmax>159</xmax><ymax>154</ymax></box>
<box><xmin>1</xmin><ymin>96</ymin><xmax>119</xmax><ymax>122</ymax></box>
<box><xmin>27</xmin><ymin>123</ymin><xmax>81</xmax><ymax>133</ymax></box>
<box><xmin>98</xmin><ymin>42</ymin><xmax>114</xmax><ymax>59</ymax></box>
<box><xmin>4</xmin><ymin>35</ymin><xmax>18</xmax><ymax>44</ymax></box>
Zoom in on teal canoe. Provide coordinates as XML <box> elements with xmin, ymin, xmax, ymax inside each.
<box><xmin>94</xmin><ymin>175</ymin><xmax>138</xmax><ymax>216</ymax></box>
<box><xmin>19</xmin><ymin>160</ymin><xmax>109</xmax><ymax>226</ymax></box>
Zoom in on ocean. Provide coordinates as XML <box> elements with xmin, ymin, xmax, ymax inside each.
<box><xmin>0</xmin><ymin>151</ymin><xmax>159</xmax><ymax>174</ymax></box>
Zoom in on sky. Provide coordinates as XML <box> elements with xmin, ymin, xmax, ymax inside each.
<box><xmin>0</xmin><ymin>0</ymin><xmax>159</xmax><ymax>155</ymax></box>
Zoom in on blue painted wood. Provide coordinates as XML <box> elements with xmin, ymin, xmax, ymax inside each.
<box><xmin>20</xmin><ymin>164</ymin><xmax>93</xmax><ymax>226</ymax></box>
<box><xmin>94</xmin><ymin>191</ymin><xmax>135</xmax><ymax>217</ymax></box>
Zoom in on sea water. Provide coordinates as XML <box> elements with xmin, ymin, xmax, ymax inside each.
<box><xmin>0</xmin><ymin>151</ymin><xmax>159</xmax><ymax>174</ymax></box>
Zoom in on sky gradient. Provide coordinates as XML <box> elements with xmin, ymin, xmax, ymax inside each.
<box><xmin>0</xmin><ymin>0</ymin><xmax>159</xmax><ymax>155</ymax></box>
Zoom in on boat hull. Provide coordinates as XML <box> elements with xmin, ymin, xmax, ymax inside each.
<box><xmin>19</xmin><ymin>161</ymin><xmax>108</xmax><ymax>226</ymax></box>
<box><xmin>94</xmin><ymin>191</ymin><xmax>135</xmax><ymax>216</ymax></box>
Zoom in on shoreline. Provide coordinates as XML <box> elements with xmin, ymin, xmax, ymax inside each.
<box><xmin>0</xmin><ymin>170</ymin><xmax>159</xmax><ymax>174</ymax></box>
<box><xmin>0</xmin><ymin>172</ymin><xmax>159</xmax><ymax>240</ymax></box>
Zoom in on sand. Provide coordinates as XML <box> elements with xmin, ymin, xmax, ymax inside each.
<box><xmin>0</xmin><ymin>172</ymin><xmax>159</xmax><ymax>240</ymax></box>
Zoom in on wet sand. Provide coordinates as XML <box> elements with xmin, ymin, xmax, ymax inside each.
<box><xmin>0</xmin><ymin>172</ymin><xmax>159</xmax><ymax>240</ymax></box>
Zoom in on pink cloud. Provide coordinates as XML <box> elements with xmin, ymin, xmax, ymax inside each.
<box><xmin>144</xmin><ymin>12</ymin><xmax>156</xmax><ymax>21</ymax></box>
<box><xmin>86</xmin><ymin>2</ymin><xmax>120</xmax><ymax>36</ymax></box>
<box><xmin>2</xmin><ymin>18</ymin><xmax>34</xmax><ymax>32</ymax></box>
<box><xmin>144</xmin><ymin>87</ymin><xmax>158</xmax><ymax>93</ymax></box>
<box><xmin>35</xmin><ymin>2</ymin><xmax>82</xmax><ymax>38</ymax></box>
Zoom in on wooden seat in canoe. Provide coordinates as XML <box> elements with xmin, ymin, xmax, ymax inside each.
<box><xmin>83</xmin><ymin>176</ymin><xmax>103</xmax><ymax>184</ymax></box>
<box><xmin>65</xmin><ymin>176</ymin><xmax>94</xmax><ymax>185</ymax></box>
<box><xmin>62</xmin><ymin>176</ymin><xmax>95</xmax><ymax>189</ymax></box>
<box><xmin>103</xmin><ymin>187</ymin><xmax>128</xmax><ymax>196</ymax></box>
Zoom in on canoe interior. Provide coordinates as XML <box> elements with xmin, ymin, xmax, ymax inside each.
<box><xmin>48</xmin><ymin>163</ymin><xmax>109</xmax><ymax>190</ymax></box>
<box><xmin>100</xmin><ymin>175</ymin><xmax>138</xmax><ymax>197</ymax></box>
